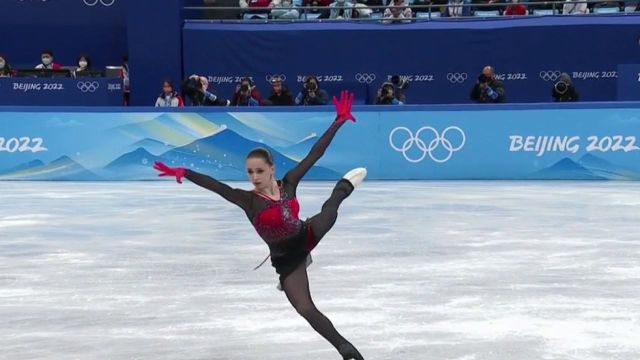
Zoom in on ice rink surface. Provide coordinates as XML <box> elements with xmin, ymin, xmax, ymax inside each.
<box><xmin>1</xmin><ymin>181</ymin><xmax>639</xmax><ymax>360</ymax></box>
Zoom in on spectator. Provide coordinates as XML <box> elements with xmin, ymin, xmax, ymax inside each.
<box><xmin>384</xmin><ymin>4</ymin><xmax>412</xmax><ymax>21</ymax></box>
<box><xmin>303</xmin><ymin>0</ymin><xmax>333</xmax><ymax>17</ymax></box>
<box><xmin>264</xmin><ymin>77</ymin><xmax>295</xmax><ymax>105</ymax></box>
<box><xmin>155</xmin><ymin>80</ymin><xmax>184</xmax><ymax>107</ymax></box>
<box><xmin>240</xmin><ymin>0</ymin><xmax>278</xmax><ymax>8</ymax></box>
<box><xmin>329</xmin><ymin>0</ymin><xmax>354</xmax><ymax>18</ymax></box>
<box><xmin>271</xmin><ymin>0</ymin><xmax>300</xmax><ymax>18</ymax></box>
<box><xmin>231</xmin><ymin>77</ymin><xmax>262</xmax><ymax>106</ymax></box>
<box><xmin>443</xmin><ymin>0</ymin><xmax>471</xmax><ymax>16</ymax></box>
<box><xmin>552</xmin><ymin>73</ymin><xmax>579</xmax><ymax>102</ymax></box>
<box><xmin>120</xmin><ymin>56</ymin><xmax>130</xmax><ymax>106</ymax></box>
<box><xmin>384</xmin><ymin>0</ymin><xmax>413</xmax><ymax>19</ymax></box>
<box><xmin>0</xmin><ymin>55</ymin><xmax>14</xmax><ymax>77</ymax></box>
<box><xmin>624</xmin><ymin>0</ymin><xmax>639</xmax><ymax>12</ymax></box>
<box><xmin>504</xmin><ymin>0</ymin><xmax>527</xmax><ymax>15</ymax></box>
<box><xmin>35</xmin><ymin>49</ymin><xmax>62</xmax><ymax>70</ymax></box>
<box><xmin>182</xmin><ymin>74</ymin><xmax>230</xmax><ymax>106</ymax></box>
<box><xmin>375</xmin><ymin>82</ymin><xmax>404</xmax><ymax>105</ymax></box>
<box><xmin>295</xmin><ymin>75</ymin><xmax>329</xmax><ymax>105</ymax></box>
<box><xmin>470</xmin><ymin>66</ymin><xmax>505</xmax><ymax>103</ymax></box>
<box><xmin>562</xmin><ymin>0</ymin><xmax>588</xmax><ymax>14</ymax></box>
<box><xmin>73</xmin><ymin>54</ymin><xmax>98</xmax><ymax>78</ymax></box>
<box><xmin>352</xmin><ymin>0</ymin><xmax>383</xmax><ymax>17</ymax></box>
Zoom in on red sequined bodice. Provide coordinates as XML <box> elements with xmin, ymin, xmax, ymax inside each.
<box><xmin>251</xmin><ymin>190</ymin><xmax>303</xmax><ymax>245</ymax></box>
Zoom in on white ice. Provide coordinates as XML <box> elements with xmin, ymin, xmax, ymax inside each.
<box><xmin>1</xmin><ymin>181</ymin><xmax>639</xmax><ymax>360</ymax></box>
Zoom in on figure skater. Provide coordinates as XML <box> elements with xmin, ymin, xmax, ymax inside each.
<box><xmin>153</xmin><ymin>91</ymin><xmax>366</xmax><ymax>360</ymax></box>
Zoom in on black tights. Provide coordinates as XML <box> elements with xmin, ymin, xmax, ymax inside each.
<box><xmin>282</xmin><ymin>179</ymin><xmax>355</xmax><ymax>353</ymax></box>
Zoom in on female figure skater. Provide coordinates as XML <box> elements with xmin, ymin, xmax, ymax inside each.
<box><xmin>153</xmin><ymin>91</ymin><xmax>366</xmax><ymax>360</ymax></box>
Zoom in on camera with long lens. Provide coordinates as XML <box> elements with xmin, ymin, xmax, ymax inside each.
<box><xmin>478</xmin><ymin>74</ymin><xmax>490</xmax><ymax>84</ymax></box>
<box><xmin>554</xmin><ymin>81</ymin><xmax>568</xmax><ymax>95</ymax></box>
<box><xmin>307</xmin><ymin>82</ymin><xmax>318</xmax><ymax>92</ymax></box>
<box><xmin>390</xmin><ymin>75</ymin><xmax>408</xmax><ymax>90</ymax></box>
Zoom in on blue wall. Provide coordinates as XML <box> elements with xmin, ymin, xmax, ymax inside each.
<box><xmin>1</xmin><ymin>0</ymin><xmax>126</xmax><ymax>68</ymax></box>
<box><xmin>1</xmin><ymin>103</ymin><xmax>639</xmax><ymax>181</ymax></box>
<box><xmin>183</xmin><ymin>16</ymin><xmax>640</xmax><ymax>104</ymax></box>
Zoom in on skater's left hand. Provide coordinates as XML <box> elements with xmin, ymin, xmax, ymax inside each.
<box><xmin>333</xmin><ymin>90</ymin><xmax>356</xmax><ymax>123</ymax></box>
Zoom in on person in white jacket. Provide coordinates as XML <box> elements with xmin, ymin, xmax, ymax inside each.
<box><xmin>562</xmin><ymin>0</ymin><xmax>588</xmax><ymax>14</ymax></box>
<box><xmin>271</xmin><ymin>0</ymin><xmax>300</xmax><ymax>18</ymax></box>
<box><xmin>155</xmin><ymin>80</ymin><xmax>184</xmax><ymax>107</ymax></box>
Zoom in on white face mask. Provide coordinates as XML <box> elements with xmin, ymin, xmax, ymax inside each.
<box><xmin>79</xmin><ymin>61</ymin><xmax>88</xmax><ymax>68</ymax></box>
<box><xmin>0</xmin><ymin>61</ymin><xmax>5</xmax><ymax>69</ymax></box>
<box><xmin>42</xmin><ymin>57</ymin><xmax>52</xmax><ymax>65</ymax></box>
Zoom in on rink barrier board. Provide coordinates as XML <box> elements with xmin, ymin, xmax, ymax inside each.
<box><xmin>0</xmin><ymin>103</ymin><xmax>639</xmax><ymax>181</ymax></box>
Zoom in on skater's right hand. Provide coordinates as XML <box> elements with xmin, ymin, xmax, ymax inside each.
<box><xmin>333</xmin><ymin>90</ymin><xmax>356</xmax><ymax>124</ymax></box>
<box><xmin>153</xmin><ymin>161</ymin><xmax>186</xmax><ymax>184</ymax></box>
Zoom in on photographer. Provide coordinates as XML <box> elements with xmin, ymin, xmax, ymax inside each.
<box><xmin>388</xmin><ymin>75</ymin><xmax>408</xmax><ymax>103</ymax></box>
<box><xmin>264</xmin><ymin>77</ymin><xmax>295</xmax><ymax>106</ymax></box>
<box><xmin>375</xmin><ymin>82</ymin><xmax>404</xmax><ymax>105</ymax></box>
<box><xmin>295</xmin><ymin>76</ymin><xmax>329</xmax><ymax>106</ymax></box>
<box><xmin>552</xmin><ymin>73</ymin><xmax>579</xmax><ymax>102</ymax></box>
<box><xmin>181</xmin><ymin>74</ymin><xmax>230</xmax><ymax>106</ymax></box>
<box><xmin>470</xmin><ymin>66</ymin><xmax>505</xmax><ymax>103</ymax></box>
<box><xmin>231</xmin><ymin>77</ymin><xmax>262</xmax><ymax>106</ymax></box>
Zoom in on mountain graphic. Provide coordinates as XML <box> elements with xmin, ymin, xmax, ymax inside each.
<box><xmin>0</xmin><ymin>159</ymin><xmax>45</xmax><ymax>174</ymax></box>
<box><xmin>102</xmin><ymin>148</ymin><xmax>161</xmax><ymax>180</ymax></box>
<box><xmin>129</xmin><ymin>138</ymin><xmax>175</xmax><ymax>156</ymax></box>
<box><xmin>275</xmin><ymin>133</ymin><xmax>318</xmax><ymax>160</ymax></box>
<box><xmin>577</xmin><ymin>153</ymin><xmax>640</xmax><ymax>180</ymax></box>
<box><xmin>0</xmin><ymin>156</ymin><xmax>100</xmax><ymax>181</ymax></box>
<box><xmin>156</xmin><ymin>129</ymin><xmax>339</xmax><ymax>180</ymax></box>
<box><xmin>528</xmin><ymin>157</ymin><xmax>606</xmax><ymax>180</ymax></box>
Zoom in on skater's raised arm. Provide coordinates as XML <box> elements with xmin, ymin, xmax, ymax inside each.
<box><xmin>284</xmin><ymin>91</ymin><xmax>356</xmax><ymax>187</ymax></box>
<box><xmin>153</xmin><ymin>162</ymin><xmax>252</xmax><ymax>210</ymax></box>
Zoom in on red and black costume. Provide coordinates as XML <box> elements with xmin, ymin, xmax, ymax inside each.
<box><xmin>184</xmin><ymin>120</ymin><xmax>353</xmax><ymax>282</ymax></box>
<box><xmin>153</xmin><ymin>91</ymin><xmax>365</xmax><ymax>360</ymax></box>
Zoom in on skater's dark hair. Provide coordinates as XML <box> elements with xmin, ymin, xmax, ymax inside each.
<box><xmin>246</xmin><ymin>147</ymin><xmax>274</xmax><ymax>166</ymax></box>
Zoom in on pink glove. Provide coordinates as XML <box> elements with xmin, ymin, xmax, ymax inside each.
<box><xmin>333</xmin><ymin>90</ymin><xmax>356</xmax><ymax>124</ymax></box>
<box><xmin>153</xmin><ymin>161</ymin><xmax>186</xmax><ymax>183</ymax></box>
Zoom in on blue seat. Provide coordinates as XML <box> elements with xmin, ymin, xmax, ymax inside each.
<box><xmin>593</xmin><ymin>6</ymin><xmax>621</xmax><ymax>13</ymax></box>
<box><xmin>416</xmin><ymin>11</ymin><xmax>441</xmax><ymax>18</ymax></box>
<box><xmin>242</xmin><ymin>12</ymin><xmax>270</xmax><ymax>19</ymax></box>
<box><xmin>531</xmin><ymin>8</ymin><xmax>559</xmax><ymax>15</ymax></box>
<box><xmin>474</xmin><ymin>10</ymin><xmax>500</xmax><ymax>16</ymax></box>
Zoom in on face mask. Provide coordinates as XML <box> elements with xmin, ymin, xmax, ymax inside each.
<box><xmin>79</xmin><ymin>61</ymin><xmax>88</xmax><ymax>68</ymax></box>
<box><xmin>0</xmin><ymin>61</ymin><xmax>5</xmax><ymax>69</ymax></box>
<box><xmin>42</xmin><ymin>57</ymin><xmax>52</xmax><ymax>65</ymax></box>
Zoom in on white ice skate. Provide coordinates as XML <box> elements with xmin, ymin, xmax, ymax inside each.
<box><xmin>343</xmin><ymin>167</ymin><xmax>367</xmax><ymax>188</ymax></box>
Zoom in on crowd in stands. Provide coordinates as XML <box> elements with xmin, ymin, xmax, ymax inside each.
<box><xmin>199</xmin><ymin>0</ymin><xmax>639</xmax><ymax>19</ymax></box>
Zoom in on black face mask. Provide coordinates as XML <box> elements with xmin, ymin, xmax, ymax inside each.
<box><xmin>307</xmin><ymin>82</ymin><xmax>318</xmax><ymax>91</ymax></box>
<box><xmin>241</xmin><ymin>83</ymin><xmax>250</xmax><ymax>92</ymax></box>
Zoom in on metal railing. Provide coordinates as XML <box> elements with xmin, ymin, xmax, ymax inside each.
<box><xmin>183</xmin><ymin>0</ymin><xmax>638</xmax><ymax>21</ymax></box>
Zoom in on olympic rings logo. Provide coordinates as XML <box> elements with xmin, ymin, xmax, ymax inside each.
<box><xmin>265</xmin><ymin>74</ymin><xmax>286</xmax><ymax>83</ymax></box>
<box><xmin>539</xmin><ymin>70</ymin><xmax>561</xmax><ymax>82</ymax></box>
<box><xmin>355</xmin><ymin>73</ymin><xmax>376</xmax><ymax>84</ymax></box>
<box><xmin>389</xmin><ymin>126</ymin><xmax>466</xmax><ymax>163</ymax></box>
<box><xmin>83</xmin><ymin>0</ymin><xmax>115</xmax><ymax>6</ymax></box>
<box><xmin>446</xmin><ymin>73</ymin><xmax>468</xmax><ymax>84</ymax></box>
<box><xmin>77</xmin><ymin>81</ymin><xmax>100</xmax><ymax>93</ymax></box>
